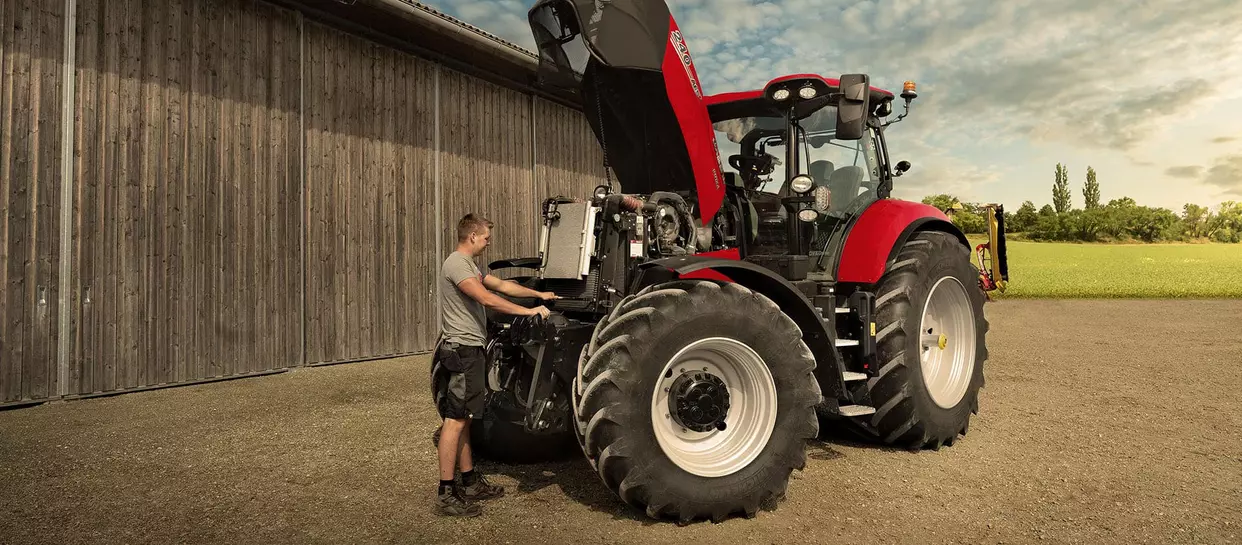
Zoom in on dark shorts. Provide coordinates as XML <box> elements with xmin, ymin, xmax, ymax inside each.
<box><xmin>435</xmin><ymin>343</ymin><xmax>486</xmax><ymax>420</ymax></box>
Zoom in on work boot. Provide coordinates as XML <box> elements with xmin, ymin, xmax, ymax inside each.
<box><xmin>458</xmin><ymin>471</ymin><xmax>505</xmax><ymax>502</ymax></box>
<box><xmin>435</xmin><ymin>489</ymin><xmax>482</xmax><ymax>517</ymax></box>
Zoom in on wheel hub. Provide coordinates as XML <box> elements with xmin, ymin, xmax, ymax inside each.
<box><xmin>668</xmin><ymin>372</ymin><xmax>730</xmax><ymax>432</ymax></box>
<box><xmin>918</xmin><ymin>276</ymin><xmax>978</xmax><ymax>409</ymax></box>
<box><xmin>649</xmin><ymin>337</ymin><xmax>779</xmax><ymax>478</ymax></box>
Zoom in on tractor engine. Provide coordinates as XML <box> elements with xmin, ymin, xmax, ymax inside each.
<box><xmin>534</xmin><ymin>188</ymin><xmax>708</xmax><ymax>312</ymax></box>
<box><xmin>474</xmin><ymin>187</ymin><xmax>714</xmax><ymax>444</ymax></box>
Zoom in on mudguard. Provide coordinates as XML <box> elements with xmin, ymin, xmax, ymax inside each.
<box><xmin>835</xmin><ymin>199</ymin><xmax>970</xmax><ymax>285</ymax></box>
<box><xmin>629</xmin><ymin>254</ymin><xmax>847</xmax><ymax>401</ymax></box>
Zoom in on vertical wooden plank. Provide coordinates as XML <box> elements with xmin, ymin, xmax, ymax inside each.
<box><xmin>255</xmin><ymin>10</ymin><xmax>271</xmax><ymax>371</ymax></box>
<box><xmin>304</xmin><ymin>18</ymin><xmax>320</xmax><ymax>364</ymax></box>
<box><xmin>146</xmin><ymin>0</ymin><xmax>166</xmax><ymax>386</ymax></box>
<box><xmin>1</xmin><ymin>0</ymin><xmax>16</xmax><ymax>401</ymax></box>
<box><xmin>190</xmin><ymin>0</ymin><xmax>209</xmax><ymax>384</ymax></box>
<box><xmin>70</xmin><ymin>0</ymin><xmax>94</xmax><ymax>395</ymax></box>
<box><xmin>2</xmin><ymin>0</ymin><xmax>28</xmax><ymax>401</ymax></box>
<box><xmin>234</xmin><ymin>0</ymin><xmax>252</xmax><ymax>375</ymax></box>
<box><xmin>165</xmin><ymin>0</ymin><xmax>186</xmax><ymax>385</ymax></box>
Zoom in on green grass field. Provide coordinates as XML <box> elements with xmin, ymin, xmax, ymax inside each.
<box><xmin>964</xmin><ymin>236</ymin><xmax>1242</xmax><ymax>298</ymax></box>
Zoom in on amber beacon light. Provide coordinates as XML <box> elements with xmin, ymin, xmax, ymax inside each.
<box><xmin>901</xmin><ymin>80</ymin><xmax>917</xmax><ymax>100</ymax></box>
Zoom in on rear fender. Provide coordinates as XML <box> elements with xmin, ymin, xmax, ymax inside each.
<box><xmin>629</xmin><ymin>254</ymin><xmax>846</xmax><ymax>401</ymax></box>
<box><xmin>836</xmin><ymin>200</ymin><xmax>970</xmax><ymax>285</ymax></box>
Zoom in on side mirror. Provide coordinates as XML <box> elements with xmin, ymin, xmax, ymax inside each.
<box><xmin>835</xmin><ymin>74</ymin><xmax>871</xmax><ymax>140</ymax></box>
<box><xmin>895</xmin><ymin>160</ymin><xmax>911</xmax><ymax>176</ymax></box>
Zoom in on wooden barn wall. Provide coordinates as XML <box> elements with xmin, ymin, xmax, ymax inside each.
<box><xmin>533</xmin><ymin>98</ymin><xmax>608</xmax><ymax>203</ymax></box>
<box><xmin>0</xmin><ymin>0</ymin><xmax>67</xmax><ymax>404</ymax></box>
<box><xmin>438</xmin><ymin>70</ymin><xmax>539</xmax><ymax>278</ymax></box>
<box><xmin>302</xmin><ymin>21</ymin><xmax>438</xmax><ymax>364</ymax></box>
<box><xmin>68</xmin><ymin>0</ymin><xmax>303</xmax><ymax>396</ymax></box>
<box><xmin>0</xmin><ymin>0</ymin><xmax>616</xmax><ymax>405</ymax></box>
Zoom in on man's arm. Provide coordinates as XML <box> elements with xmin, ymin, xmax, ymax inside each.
<box><xmin>458</xmin><ymin>277</ymin><xmax>549</xmax><ymax>318</ymax></box>
<box><xmin>483</xmin><ymin>274</ymin><xmax>559</xmax><ymax>301</ymax></box>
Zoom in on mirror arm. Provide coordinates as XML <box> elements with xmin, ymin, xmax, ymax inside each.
<box><xmin>882</xmin><ymin>98</ymin><xmax>912</xmax><ymax>128</ymax></box>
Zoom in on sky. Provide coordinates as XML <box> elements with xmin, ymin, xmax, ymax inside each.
<box><xmin>419</xmin><ymin>0</ymin><xmax>1242</xmax><ymax>213</ymax></box>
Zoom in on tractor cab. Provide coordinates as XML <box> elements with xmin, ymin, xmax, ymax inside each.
<box><xmin>706</xmin><ymin>75</ymin><xmax>915</xmax><ymax>276</ymax></box>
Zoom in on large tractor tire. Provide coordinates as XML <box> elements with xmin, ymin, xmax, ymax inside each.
<box><xmin>845</xmin><ymin>230</ymin><xmax>988</xmax><ymax>449</ymax></box>
<box><xmin>572</xmin><ymin>279</ymin><xmax>821</xmax><ymax>524</ymax></box>
<box><xmin>430</xmin><ymin>345</ymin><xmax>577</xmax><ymax>464</ymax></box>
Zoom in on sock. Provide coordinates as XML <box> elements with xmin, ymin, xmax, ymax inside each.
<box><xmin>460</xmin><ymin>469</ymin><xmax>477</xmax><ymax>486</ymax></box>
<box><xmin>439</xmin><ymin>479</ymin><xmax>455</xmax><ymax>495</ymax></box>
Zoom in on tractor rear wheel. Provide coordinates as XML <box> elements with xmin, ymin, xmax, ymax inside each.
<box><xmin>572</xmin><ymin>280</ymin><xmax>821</xmax><ymax>524</ymax></box>
<box><xmin>845</xmin><ymin>230</ymin><xmax>988</xmax><ymax>449</ymax></box>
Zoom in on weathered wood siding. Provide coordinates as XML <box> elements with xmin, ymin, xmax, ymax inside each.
<box><xmin>69</xmin><ymin>0</ymin><xmax>302</xmax><ymax>395</ymax></box>
<box><xmin>438</xmin><ymin>70</ymin><xmax>539</xmax><ymax>274</ymax></box>
<box><xmin>0</xmin><ymin>0</ymin><xmax>615</xmax><ymax>406</ymax></box>
<box><xmin>302</xmin><ymin>21</ymin><xmax>438</xmax><ymax>364</ymax></box>
<box><xmin>534</xmin><ymin>98</ymin><xmax>608</xmax><ymax>203</ymax></box>
<box><xmin>0</xmin><ymin>0</ymin><xmax>66</xmax><ymax>404</ymax></box>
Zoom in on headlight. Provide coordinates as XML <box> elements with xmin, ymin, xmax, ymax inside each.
<box><xmin>799</xmin><ymin>86</ymin><xmax>817</xmax><ymax>99</ymax></box>
<box><xmin>797</xmin><ymin>209</ymin><xmax>820</xmax><ymax>222</ymax></box>
<box><xmin>772</xmin><ymin>88</ymin><xmax>790</xmax><ymax>101</ymax></box>
<box><xmin>813</xmin><ymin>186</ymin><xmax>831</xmax><ymax>211</ymax></box>
<box><xmin>789</xmin><ymin>174</ymin><xmax>814</xmax><ymax>194</ymax></box>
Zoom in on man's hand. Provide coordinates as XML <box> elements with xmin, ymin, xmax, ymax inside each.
<box><xmin>536</xmin><ymin>291</ymin><xmax>560</xmax><ymax>301</ymax></box>
<box><xmin>529</xmin><ymin>305</ymin><xmax>551</xmax><ymax>319</ymax></box>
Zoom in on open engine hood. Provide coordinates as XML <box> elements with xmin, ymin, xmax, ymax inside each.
<box><xmin>528</xmin><ymin>0</ymin><xmax>726</xmax><ymax>220</ymax></box>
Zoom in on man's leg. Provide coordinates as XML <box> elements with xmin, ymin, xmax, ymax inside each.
<box><xmin>434</xmin><ymin>351</ymin><xmax>482</xmax><ymax>517</ymax></box>
<box><xmin>455</xmin><ymin>346</ymin><xmax>504</xmax><ymax>501</ymax></box>
<box><xmin>439</xmin><ymin>417</ymin><xmax>467</xmax><ymax>481</ymax></box>
<box><xmin>457</xmin><ymin>427</ymin><xmax>473</xmax><ymax>474</ymax></box>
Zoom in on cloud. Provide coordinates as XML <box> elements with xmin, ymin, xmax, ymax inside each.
<box><xmin>1202</xmin><ymin>154</ymin><xmax>1242</xmax><ymax>196</ymax></box>
<box><xmin>1166</xmin><ymin>165</ymin><xmax>1204</xmax><ymax>179</ymax></box>
<box><xmin>1212</xmin><ymin>136</ymin><xmax>1237</xmax><ymax>144</ymax></box>
<box><xmin>671</xmin><ymin>0</ymin><xmax>1242</xmax><ymax>153</ymax></box>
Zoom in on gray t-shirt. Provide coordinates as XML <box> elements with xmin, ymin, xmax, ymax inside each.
<box><xmin>440</xmin><ymin>251</ymin><xmax>488</xmax><ymax>346</ymax></box>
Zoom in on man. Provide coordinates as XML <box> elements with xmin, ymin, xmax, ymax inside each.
<box><xmin>435</xmin><ymin>213</ymin><xmax>557</xmax><ymax>517</ymax></box>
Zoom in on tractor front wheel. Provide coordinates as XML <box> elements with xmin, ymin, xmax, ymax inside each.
<box><xmin>847</xmin><ymin>230</ymin><xmax>988</xmax><ymax>449</ymax></box>
<box><xmin>572</xmin><ymin>280</ymin><xmax>821</xmax><ymax>524</ymax></box>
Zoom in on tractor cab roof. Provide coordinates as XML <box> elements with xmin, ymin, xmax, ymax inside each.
<box><xmin>706</xmin><ymin>75</ymin><xmax>895</xmax><ymax>123</ymax></box>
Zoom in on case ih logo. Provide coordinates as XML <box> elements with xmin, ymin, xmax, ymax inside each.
<box><xmin>670</xmin><ymin>30</ymin><xmax>702</xmax><ymax>98</ymax></box>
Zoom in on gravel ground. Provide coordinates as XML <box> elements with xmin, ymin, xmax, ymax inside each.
<box><xmin>2</xmin><ymin>300</ymin><xmax>1240</xmax><ymax>545</ymax></box>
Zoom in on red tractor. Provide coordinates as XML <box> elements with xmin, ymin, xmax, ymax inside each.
<box><xmin>431</xmin><ymin>0</ymin><xmax>1008</xmax><ymax>524</ymax></box>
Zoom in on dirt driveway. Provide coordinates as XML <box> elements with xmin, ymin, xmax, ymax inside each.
<box><xmin>2</xmin><ymin>300</ymin><xmax>1240</xmax><ymax>544</ymax></box>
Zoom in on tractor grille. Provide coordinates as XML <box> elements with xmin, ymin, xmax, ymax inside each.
<box><xmin>544</xmin><ymin>265</ymin><xmax>601</xmax><ymax>311</ymax></box>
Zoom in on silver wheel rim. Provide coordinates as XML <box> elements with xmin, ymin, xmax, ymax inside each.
<box><xmin>650</xmin><ymin>337</ymin><xmax>778</xmax><ymax>478</ymax></box>
<box><xmin>919</xmin><ymin>276</ymin><xmax>977</xmax><ymax>409</ymax></box>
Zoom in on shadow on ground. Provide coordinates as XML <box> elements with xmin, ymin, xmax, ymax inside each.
<box><xmin>457</xmin><ymin>417</ymin><xmax>907</xmax><ymax>525</ymax></box>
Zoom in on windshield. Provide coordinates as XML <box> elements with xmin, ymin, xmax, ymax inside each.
<box><xmin>712</xmin><ymin>107</ymin><xmax>879</xmax><ymax>207</ymax></box>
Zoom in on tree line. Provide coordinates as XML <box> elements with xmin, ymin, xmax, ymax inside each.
<box><xmin>920</xmin><ymin>163</ymin><xmax>1242</xmax><ymax>243</ymax></box>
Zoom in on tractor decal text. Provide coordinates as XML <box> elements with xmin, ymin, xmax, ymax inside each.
<box><xmin>670</xmin><ymin>30</ymin><xmax>702</xmax><ymax>99</ymax></box>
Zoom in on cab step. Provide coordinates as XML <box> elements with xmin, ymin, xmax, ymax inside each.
<box><xmin>842</xmin><ymin>371</ymin><xmax>868</xmax><ymax>382</ymax></box>
<box><xmin>835</xmin><ymin>338</ymin><xmax>859</xmax><ymax>347</ymax></box>
<box><xmin>838</xmin><ymin>404</ymin><xmax>876</xmax><ymax>417</ymax></box>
